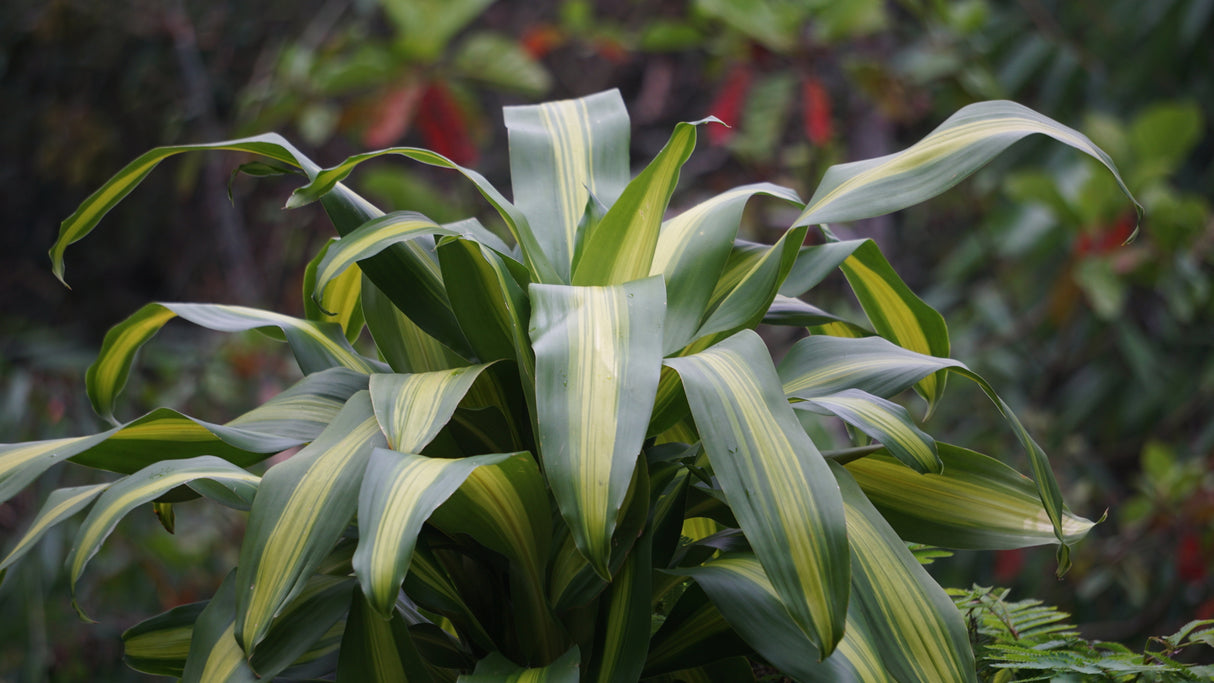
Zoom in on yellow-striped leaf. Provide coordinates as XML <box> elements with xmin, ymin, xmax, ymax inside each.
<box><xmin>181</xmin><ymin>573</ymin><xmax>258</xmax><ymax>683</ymax></box>
<box><xmin>247</xmin><ymin>574</ymin><xmax>355</xmax><ymax>679</ymax></box>
<box><xmin>288</xmin><ymin>145</ymin><xmax>560</xmax><ymax>284</ymax></box>
<box><xmin>504</xmin><ymin>89</ymin><xmax>630</xmax><ymax>283</ymax></box>
<box><xmin>794</xmin><ymin>100</ymin><xmax>1141</xmax><ymax>231</ymax></box>
<box><xmin>796</xmin><ymin>388</ymin><xmax>941</xmax><ymax>474</ymax></box>
<box><xmin>572</xmin><ymin>118</ymin><xmax>710</xmax><ymax>286</ymax></box>
<box><xmin>234</xmin><ymin>391</ymin><xmax>386</xmax><ymax>653</ymax></box>
<box><xmin>438</xmin><ymin>238</ymin><xmax>534</xmax><ymax>379</ymax></box>
<box><xmin>123</xmin><ymin>601</ymin><xmax>206</xmax><ymax>677</ymax></box>
<box><xmin>779</xmin><ymin>333</ymin><xmax>1078</xmax><ymax>571</ymax></box>
<box><xmin>337</xmin><ymin>590</ymin><xmax>435</xmax><ymax>683</ymax></box>
<box><xmin>643</xmin><ymin>584</ymin><xmax>749</xmax><ymax>677</ymax></box>
<box><xmin>362</xmin><ymin>277</ymin><xmax>466</xmax><ymax>373</ymax></box>
<box><xmin>0</xmin><ymin>432</ymin><xmax>116</xmax><ymax>504</ymax></box>
<box><xmin>66</xmin><ymin>457</ymin><xmax>260</xmax><ymax>612</ymax></box>
<box><xmin>529</xmin><ymin>276</ymin><xmax>666</xmax><ymax>578</ymax></box>
<box><xmin>87</xmin><ymin>302</ymin><xmax>378</xmax><ymax>423</ymax></box>
<box><xmin>777</xmin><ymin>239</ymin><xmax>865</xmax><ymax>298</ymax></box>
<box><xmin>459</xmin><ymin>647</ymin><xmax>581</xmax><ymax>683</ymax></box>
<box><xmin>302</xmin><ymin>249</ymin><xmax>364</xmax><ymax>343</ymax></box>
<box><xmin>50</xmin><ymin>134</ymin><xmax>316</xmax><ymax>286</ymax></box>
<box><xmin>836</xmin><ymin>239</ymin><xmax>951</xmax><ymax>410</ymax></box>
<box><xmin>310</xmin><ymin>211</ymin><xmax>456</xmax><ymax>310</ymax></box>
<box><xmin>828</xmin><ymin>462</ymin><xmax>977</xmax><ymax>682</ymax></box>
<box><xmin>353</xmin><ymin>448</ymin><xmax>511</xmax><ymax>617</ymax></box>
<box><xmin>368</xmin><ymin>364</ymin><xmax>492</xmax><ymax>453</ymax></box>
<box><xmin>586</xmin><ymin>530</ymin><xmax>653</xmax><ymax>683</ymax></box>
<box><xmin>0</xmin><ymin>484</ymin><xmax>108</xmax><ymax>575</ymax></box>
<box><xmin>651</xmin><ymin>183</ymin><xmax>801</xmax><ymax>354</ymax></box>
<box><xmin>664</xmin><ymin>330</ymin><xmax>849</xmax><ymax>657</ymax></box>
<box><xmin>846</xmin><ymin>444</ymin><xmax>1096</xmax><ymax>549</ymax></box>
<box><xmin>691</xmin><ymin>226</ymin><xmax>808</xmax><ymax>346</ymax></box>
<box><xmin>671</xmin><ymin>553</ymin><xmax>889</xmax><ymax>682</ymax></box>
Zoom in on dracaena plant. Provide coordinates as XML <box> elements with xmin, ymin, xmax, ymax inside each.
<box><xmin>1</xmin><ymin>89</ymin><xmax>1138</xmax><ymax>681</ymax></box>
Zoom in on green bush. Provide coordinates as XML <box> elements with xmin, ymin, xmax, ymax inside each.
<box><xmin>2</xmin><ymin>89</ymin><xmax>1139</xmax><ymax>680</ymax></box>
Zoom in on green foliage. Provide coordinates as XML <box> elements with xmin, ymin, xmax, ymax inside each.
<box><xmin>953</xmin><ymin>586</ymin><xmax>1214</xmax><ymax>682</ymax></box>
<box><xmin>0</xmin><ymin>89</ymin><xmax>1139</xmax><ymax>679</ymax></box>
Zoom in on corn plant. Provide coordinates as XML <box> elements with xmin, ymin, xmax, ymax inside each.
<box><xmin>1</xmin><ymin>89</ymin><xmax>1138</xmax><ymax>680</ymax></box>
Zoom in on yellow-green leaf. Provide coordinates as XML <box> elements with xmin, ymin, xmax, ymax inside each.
<box><xmin>529</xmin><ymin>276</ymin><xmax>666</xmax><ymax>578</ymax></box>
<box><xmin>795</xmin><ymin>100</ymin><xmax>1141</xmax><ymax>232</ymax></box>
<box><xmin>234</xmin><ymin>391</ymin><xmax>385</xmax><ymax>653</ymax></box>
<box><xmin>665</xmin><ymin>330</ymin><xmax>849</xmax><ymax>657</ymax></box>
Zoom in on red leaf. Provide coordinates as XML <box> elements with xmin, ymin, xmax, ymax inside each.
<box><xmin>1178</xmin><ymin>531</ymin><xmax>1206</xmax><ymax>583</ymax></box>
<box><xmin>362</xmin><ymin>82</ymin><xmax>425</xmax><ymax>149</ymax></box>
<box><xmin>993</xmin><ymin>548</ymin><xmax>1025</xmax><ymax>584</ymax></box>
<box><xmin>416</xmin><ymin>82</ymin><xmax>478</xmax><ymax>166</ymax></box>
<box><xmin>521</xmin><ymin>24</ymin><xmax>565</xmax><ymax>59</ymax></box>
<box><xmin>707</xmin><ymin>65</ymin><xmax>753</xmax><ymax>145</ymax></box>
<box><xmin>802</xmin><ymin>76</ymin><xmax>833</xmax><ymax>146</ymax></box>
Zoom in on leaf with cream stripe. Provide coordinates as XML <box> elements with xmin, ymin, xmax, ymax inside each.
<box><xmin>795</xmin><ymin>100</ymin><xmax>1141</xmax><ymax>231</ymax></box>
<box><xmin>650</xmin><ymin>183</ymin><xmax>801</xmax><ymax>354</ymax></box>
<box><xmin>846</xmin><ymin>444</ymin><xmax>1096</xmax><ymax>549</ymax></box>
<box><xmin>529</xmin><ymin>276</ymin><xmax>665</xmax><ymax>579</ymax></box>
<box><xmin>87</xmin><ymin>302</ymin><xmax>379</xmax><ymax>423</ymax></box>
<box><xmin>353</xmin><ymin>448</ymin><xmax>511</xmax><ymax>617</ymax></box>
<box><xmin>504</xmin><ymin>89</ymin><xmax>631</xmax><ymax>283</ymax></box>
<box><xmin>665</xmin><ymin>330</ymin><xmax>849</xmax><ymax>657</ymax></box>
<box><xmin>234</xmin><ymin>391</ymin><xmax>385</xmax><ymax>653</ymax></box>
<box><xmin>1</xmin><ymin>484</ymin><xmax>108</xmax><ymax>575</ymax></box>
<box><xmin>65</xmin><ymin>457</ymin><xmax>260</xmax><ymax>612</ymax></box>
<box><xmin>368</xmin><ymin>364</ymin><xmax>493</xmax><ymax>453</ymax></box>
<box><xmin>796</xmin><ymin>388</ymin><xmax>941</xmax><ymax>474</ymax></box>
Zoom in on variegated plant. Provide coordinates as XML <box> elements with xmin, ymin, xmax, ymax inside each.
<box><xmin>1</xmin><ymin>89</ymin><xmax>1138</xmax><ymax>681</ymax></box>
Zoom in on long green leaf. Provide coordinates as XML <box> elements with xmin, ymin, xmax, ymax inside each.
<box><xmin>87</xmin><ymin>302</ymin><xmax>378</xmax><ymax>422</ymax></box>
<box><xmin>650</xmin><ymin>183</ymin><xmax>801</xmax><ymax>354</ymax></box>
<box><xmin>123</xmin><ymin>601</ymin><xmax>207</xmax><ymax>677</ymax></box>
<box><xmin>846</xmin><ymin>444</ymin><xmax>1096</xmax><ymax>549</ymax></box>
<box><xmin>794</xmin><ymin>100</ymin><xmax>1141</xmax><ymax>231</ymax></box>
<box><xmin>303</xmin><ymin>248</ymin><xmax>364</xmax><ymax>343</ymax></box>
<box><xmin>665</xmin><ymin>330</ymin><xmax>849</xmax><ymax>657</ymax></box>
<box><xmin>369</xmin><ymin>365</ymin><xmax>492</xmax><ymax>453</ymax></box>
<box><xmin>796</xmin><ymin>388</ymin><xmax>941</xmax><ymax>473</ymax></box>
<box><xmin>458</xmin><ymin>647</ymin><xmax>581</xmax><ymax>683</ymax></box>
<box><xmin>310</xmin><ymin>211</ymin><xmax>457</xmax><ymax>309</ymax></box>
<box><xmin>288</xmin><ymin>145</ymin><xmax>560</xmax><ymax>284</ymax></box>
<box><xmin>572</xmin><ymin>119</ymin><xmax>709</xmax><ymax>285</ymax></box>
<box><xmin>692</xmin><ymin>226</ymin><xmax>808</xmax><ymax>345</ymax></box>
<box><xmin>529</xmin><ymin>276</ymin><xmax>666</xmax><ymax>578</ymax></box>
<box><xmin>643</xmin><ymin>584</ymin><xmax>750</xmax><ymax>676</ymax></box>
<box><xmin>438</xmin><ymin>238</ymin><xmax>534</xmax><ymax>376</ymax></box>
<box><xmin>0</xmin><ymin>484</ymin><xmax>108</xmax><ymax>574</ymax></box>
<box><xmin>779</xmin><ymin>333</ymin><xmax>1078</xmax><ymax>571</ymax></box>
<box><xmin>671</xmin><ymin>554</ymin><xmax>887</xmax><ymax>682</ymax></box>
<box><xmin>337</xmin><ymin>591</ymin><xmax>436</xmax><ymax>682</ymax></box>
<box><xmin>828</xmin><ymin>462</ymin><xmax>976</xmax><ymax>682</ymax></box>
<box><xmin>248</xmin><ymin>574</ymin><xmax>355</xmax><ymax>679</ymax></box>
<box><xmin>504</xmin><ymin>89</ymin><xmax>630</xmax><ymax>283</ymax></box>
<box><xmin>67</xmin><ymin>457</ymin><xmax>260</xmax><ymax>614</ymax></box>
<box><xmin>836</xmin><ymin>238</ymin><xmax>951</xmax><ymax>410</ymax></box>
<box><xmin>181</xmin><ymin>573</ymin><xmax>258</xmax><ymax>683</ymax></box>
<box><xmin>362</xmin><ymin>276</ymin><xmax>466</xmax><ymax>373</ymax></box>
<box><xmin>354</xmin><ymin>448</ymin><xmax>510</xmax><ymax>617</ymax></box>
<box><xmin>235</xmin><ymin>391</ymin><xmax>385</xmax><ymax>652</ymax></box>
<box><xmin>49</xmin><ymin>134</ymin><xmax>316</xmax><ymax>285</ymax></box>
<box><xmin>0</xmin><ymin>432</ymin><xmax>116</xmax><ymax>504</ymax></box>
<box><xmin>586</xmin><ymin>530</ymin><xmax>653</xmax><ymax>683</ymax></box>
<box><xmin>49</xmin><ymin>132</ymin><xmax>471</xmax><ymax>356</ymax></box>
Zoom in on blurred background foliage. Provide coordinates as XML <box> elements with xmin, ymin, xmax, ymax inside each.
<box><xmin>1</xmin><ymin>0</ymin><xmax>1211</xmax><ymax>679</ymax></box>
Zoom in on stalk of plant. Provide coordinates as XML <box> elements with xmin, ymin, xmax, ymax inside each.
<box><xmin>1</xmin><ymin>89</ymin><xmax>1139</xmax><ymax>681</ymax></box>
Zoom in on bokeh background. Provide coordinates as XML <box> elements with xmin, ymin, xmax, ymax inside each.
<box><xmin>2</xmin><ymin>0</ymin><xmax>1211</xmax><ymax>679</ymax></box>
